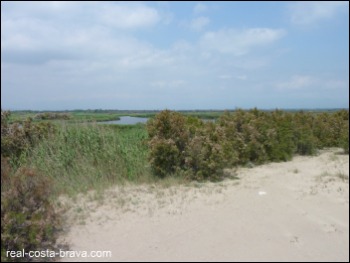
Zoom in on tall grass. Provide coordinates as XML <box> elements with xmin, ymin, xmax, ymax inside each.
<box><xmin>23</xmin><ymin>123</ymin><xmax>151</xmax><ymax>196</ymax></box>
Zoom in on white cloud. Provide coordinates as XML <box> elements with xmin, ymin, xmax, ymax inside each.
<box><xmin>2</xmin><ymin>2</ymin><xmax>347</xmax><ymax>110</ymax></box>
<box><xmin>1</xmin><ymin>2</ymin><xmax>163</xmax><ymax>65</ymax></box>
<box><xmin>1</xmin><ymin>15</ymin><xmax>158</xmax><ymax>65</ymax></box>
<box><xmin>323</xmin><ymin>79</ymin><xmax>348</xmax><ymax>90</ymax></box>
<box><xmin>150</xmin><ymin>80</ymin><xmax>186</xmax><ymax>90</ymax></box>
<box><xmin>275</xmin><ymin>75</ymin><xmax>315</xmax><ymax>90</ymax></box>
<box><xmin>150</xmin><ymin>80</ymin><xmax>166</xmax><ymax>89</ymax></box>
<box><xmin>200</xmin><ymin>28</ymin><xmax>286</xmax><ymax>56</ymax></box>
<box><xmin>275</xmin><ymin>75</ymin><xmax>347</xmax><ymax>92</ymax></box>
<box><xmin>100</xmin><ymin>4</ymin><xmax>160</xmax><ymax>29</ymax></box>
<box><xmin>194</xmin><ymin>3</ymin><xmax>208</xmax><ymax>15</ymax></box>
<box><xmin>190</xmin><ymin>16</ymin><xmax>210</xmax><ymax>31</ymax></box>
<box><xmin>218</xmin><ymin>75</ymin><xmax>232</xmax><ymax>80</ymax></box>
<box><xmin>219</xmin><ymin>74</ymin><xmax>247</xmax><ymax>80</ymax></box>
<box><xmin>235</xmin><ymin>75</ymin><xmax>247</xmax><ymax>80</ymax></box>
<box><xmin>289</xmin><ymin>1</ymin><xmax>348</xmax><ymax>26</ymax></box>
<box><xmin>1</xmin><ymin>17</ymin><xmax>59</xmax><ymax>51</ymax></box>
<box><xmin>1</xmin><ymin>1</ymin><xmax>80</xmax><ymax>18</ymax></box>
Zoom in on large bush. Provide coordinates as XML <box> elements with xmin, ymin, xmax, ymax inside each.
<box><xmin>1</xmin><ymin>158</ymin><xmax>61</xmax><ymax>262</ymax></box>
<box><xmin>1</xmin><ymin>111</ymin><xmax>55</xmax><ymax>166</ymax></box>
<box><xmin>184</xmin><ymin>124</ymin><xmax>230</xmax><ymax>180</ymax></box>
<box><xmin>147</xmin><ymin>110</ymin><xmax>189</xmax><ymax>177</ymax></box>
<box><xmin>147</xmin><ymin>111</ymin><xmax>230</xmax><ymax>180</ymax></box>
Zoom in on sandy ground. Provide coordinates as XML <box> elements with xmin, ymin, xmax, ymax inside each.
<box><xmin>59</xmin><ymin>148</ymin><xmax>349</xmax><ymax>262</ymax></box>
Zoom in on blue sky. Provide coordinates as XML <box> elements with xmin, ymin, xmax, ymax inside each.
<box><xmin>1</xmin><ymin>1</ymin><xmax>349</xmax><ymax>110</ymax></box>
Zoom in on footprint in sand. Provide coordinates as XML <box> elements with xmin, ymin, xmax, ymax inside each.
<box><xmin>323</xmin><ymin>224</ymin><xmax>338</xmax><ymax>233</ymax></box>
<box><xmin>289</xmin><ymin>236</ymin><xmax>300</xmax><ymax>244</ymax></box>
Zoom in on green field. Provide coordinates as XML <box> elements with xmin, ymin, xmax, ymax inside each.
<box><xmin>8</xmin><ymin>109</ymin><xmax>227</xmax><ymax>123</ymax></box>
<box><xmin>8</xmin><ymin>108</ymin><xmax>347</xmax><ymax>124</ymax></box>
<box><xmin>8</xmin><ymin>110</ymin><xmax>121</xmax><ymax>123</ymax></box>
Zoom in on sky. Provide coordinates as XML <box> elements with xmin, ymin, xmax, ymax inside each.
<box><xmin>1</xmin><ymin>1</ymin><xmax>349</xmax><ymax>110</ymax></box>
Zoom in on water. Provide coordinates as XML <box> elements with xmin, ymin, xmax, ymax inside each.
<box><xmin>99</xmin><ymin>116</ymin><xmax>149</xmax><ymax>125</ymax></box>
<box><xmin>99</xmin><ymin>116</ymin><xmax>215</xmax><ymax>125</ymax></box>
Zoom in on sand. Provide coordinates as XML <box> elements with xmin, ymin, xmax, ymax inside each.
<box><xmin>59</xmin><ymin>148</ymin><xmax>349</xmax><ymax>262</ymax></box>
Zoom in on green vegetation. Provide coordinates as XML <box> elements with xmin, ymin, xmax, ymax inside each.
<box><xmin>146</xmin><ymin>110</ymin><xmax>230</xmax><ymax>180</ymax></box>
<box><xmin>1</xmin><ymin>112</ymin><xmax>151</xmax><ymax>262</ymax></box>
<box><xmin>34</xmin><ymin>112</ymin><xmax>72</xmax><ymax>120</ymax></box>
<box><xmin>1</xmin><ymin>111</ymin><xmax>55</xmax><ymax>166</ymax></box>
<box><xmin>1</xmin><ymin>160</ymin><xmax>61</xmax><ymax>262</ymax></box>
<box><xmin>147</xmin><ymin>109</ymin><xmax>349</xmax><ymax>181</ymax></box>
<box><xmin>1</xmin><ymin>107</ymin><xmax>348</xmax><ymax>261</ymax></box>
<box><xmin>1</xmin><ymin>113</ymin><xmax>60</xmax><ymax>262</ymax></box>
<box><xmin>26</xmin><ymin>123</ymin><xmax>150</xmax><ymax>195</ymax></box>
<box><xmin>8</xmin><ymin>110</ymin><xmax>121</xmax><ymax>124</ymax></box>
<box><xmin>69</xmin><ymin>112</ymin><xmax>121</xmax><ymax>122</ymax></box>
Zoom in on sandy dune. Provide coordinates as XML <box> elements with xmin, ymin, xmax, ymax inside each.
<box><xmin>59</xmin><ymin>148</ymin><xmax>349</xmax><ymax>262</ymax></box>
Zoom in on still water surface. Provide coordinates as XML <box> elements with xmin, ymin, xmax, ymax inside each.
<box><xmin>99</xmin><ymin>116</ymin><xmax>149</xmax><ymax>125</ymax></box>
<box><xmin>99</xmin><ymin>116</ymin><xmax>215</xmax><ymax>125</ymax></box>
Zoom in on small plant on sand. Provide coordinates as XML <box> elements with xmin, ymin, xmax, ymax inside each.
<box><xmin>335</xmin><ymin>172</ymin><xmax>349</xmax><ymax>182</ymax></box>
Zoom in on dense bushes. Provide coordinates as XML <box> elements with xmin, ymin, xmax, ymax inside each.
<box><xmin>184</xmin><ymin>124</ymin><xmax>229</xmax><ymax>180</ymax></box>
<box><xmin>1</xmin><ymin>158</ymin><xmax>61</xmax><ymax>262</ymax></box>
<box><xmin>1</xmin><ymin>111</ymin><xmax>61</xmax><ymax>262</ymax></box>
<box><xmin>147</xmin><ymin>110</ymin><xmax>189</xmax><ymax>177</ymax></box>
<box><xmin>147</xmin><ymin>111</ymin><xmax>234</xmax><ymax>180</ymax></box>
<box><xmin>1</xmin><ymin>111</ymin><xmax>55</xmax><ymax>166</ymax></box>
<box><xmin>339</xmin><ymin>121</ymin><xmax>349</xmax><ymax>154</ymax></box>
<box><xmin>34</xmin><ymin>112</ymin><xmax>71</xmax><ymax>120</ymax></box>
<box><xmin>147</xmin><ymin>109</ymin><xmax>349</xmax><ymax>180</ymax></box>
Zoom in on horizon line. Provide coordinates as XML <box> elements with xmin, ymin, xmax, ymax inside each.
<box><xmin>2</xmin><ymin>107</ymin><xmax>349</xmax><ymax>112</ymax></box>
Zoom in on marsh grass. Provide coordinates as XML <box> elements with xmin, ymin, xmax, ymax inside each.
<box><xmin>8</xmin><ymin>111</ymin><xmax>122</xmax><ymax>124</ymax></box>
<box><xmin>23</xmin><ymin>123</ymin><xmax>151</xmax><ymax>196</ymax></box>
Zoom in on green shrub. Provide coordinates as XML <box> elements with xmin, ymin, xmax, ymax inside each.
<box><xmin>217</xmin><ymin>109</ymin><xmax>295</xmax><ymax>164</ymax></box>
<box><xmin>148</xmin><ymin>138</ymin><xmax>181</xmax><ymax>177</ymax></box>
<box><xmin>34</xmin><ymin>112</ymin><xmax>71</xmax><ymax>120</ymax></box>
<box><xmin>292</xmin><ymin>112</ymin><xmax>318</xmax><ymax>155</ymax></box>
<box><xmin>339</xmin><ymin>121</ymin><xmax>349</xmax><ymax>154</ymax></box>
<box><xmin>148</xmin><ymin>112</ymin><xmax>233</xmax><ymax>180</ymax></box>
<box><xmin>1</xmin><ymin>111</ymin><xmax>55</xmax><ymax>166</ymax></box>
<box><xmin>184</xmin><ymin>132</ymin><xmax>225</xmax><ymax>181</ymax></box>
<box><xmin>147</xmin><ymin>109</ymin><xmax>349</xmax><ymax>180</ymax></box>
<box><xmin>1</xmin><ymin>161</ymin><xmax>61</xmax><ymax>262</ymax></box>
<box><xmin>147</xmin><ymin>110</ymin><xmax>189</xmax><ymax>177</ymax></box>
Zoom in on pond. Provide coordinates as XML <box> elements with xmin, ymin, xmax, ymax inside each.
<box><xmin>99</xmin><ymin>116</ymin><xmax>149</xmax><ymax>125</ymax></box>
<box><xmin>98</xmin><ymin>116</ymin><xmax>215</xmax><ymax>125</ymax></box>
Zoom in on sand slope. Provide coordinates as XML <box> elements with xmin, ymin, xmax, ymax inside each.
<box><xmin>60</xmin><ymin>148</ymin><xmax>349</xmax><ymax>262</ymax></box>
